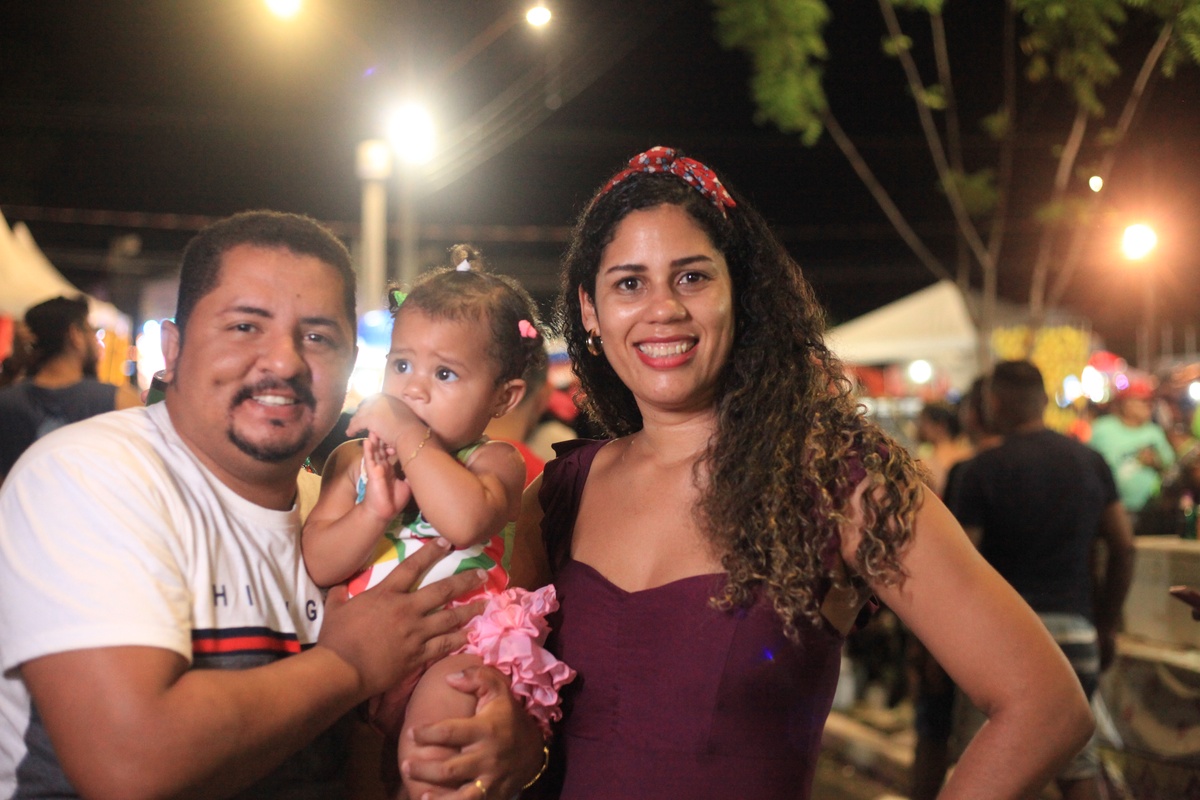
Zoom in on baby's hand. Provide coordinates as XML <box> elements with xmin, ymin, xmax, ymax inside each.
<box><xmin>361</xmin><ymin>434</ymin><xmax>413</xmax><ymax>521</ymax></box>
<box><xmin>347</xmin><ymin>394</ymin><xmax>423</xmax><ymax>447</ymax></box>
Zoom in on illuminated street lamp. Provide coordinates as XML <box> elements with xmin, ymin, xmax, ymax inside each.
<box><xmin>1121</xmin><ymin>222</ymin><xmax>1158</xmax><ymax>370</ymax></box>
<box><xmin>385</xmin><ymin>102</ymin><xmax>436</xmax><ymax>289</ymax></box>
<box><xmin>386</xmin><ymin>103</ymin><xmax>436</xmax><ymax>166</ymax></box>
<box><xmin>365</xmin><ymin>7</ymin><xmax>554</xmax><ymax>290</ymax></box>
<box><xmin>526</xmin><ymin>3</ymin><xmax>551</xmax><ymax>27</ymax></box>
<box><xmin>264</xmin><ymin>0</ymin><xmax>302</xmax><ymax>20</ymax></box>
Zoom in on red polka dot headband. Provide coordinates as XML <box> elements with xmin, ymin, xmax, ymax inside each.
<box><xmin>598</xmin><ymin>146</ymin><xmax>737</xmax><ymax>217</ymax></box>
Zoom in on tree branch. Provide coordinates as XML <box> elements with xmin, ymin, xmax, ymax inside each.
<box><xmin>877</xmin><ymin>0</ymin><xmax>991</xmax><ymax>270</ymax></box>
<box><xmin>1047</xmin><ymin>19</ymin><xmax>1174</xmax><ymax>309</ymax></box>
<box><xmin>821</xmin><ymin>108</ymin><xmax>955</xmax><ymax>286</ymax></box>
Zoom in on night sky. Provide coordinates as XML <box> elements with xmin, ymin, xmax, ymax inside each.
<box><xmin>2</xmin><ymin>0</ymin><xmax>1197</xmax><ymax>361</ymax></box>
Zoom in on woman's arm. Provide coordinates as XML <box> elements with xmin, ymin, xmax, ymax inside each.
<box><xmin>842</xmin><ymin>485</ymin><xmax>1093</xmax><ymax>799</ymax></box>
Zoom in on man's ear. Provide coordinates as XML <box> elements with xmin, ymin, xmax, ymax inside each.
<box><xmin>579</xmin><ymin>285</ymin><xmax>598</xmax><ymax>334</ymax></box>
<box><xmin>160</xmin><ymin>319</ymin><xmax>181</xmax><ymax>382</ymax></box>
<box><xmin>492</xmin><ymin>379</ymin><xmax>528</xmax><ymax>419</ymax></box>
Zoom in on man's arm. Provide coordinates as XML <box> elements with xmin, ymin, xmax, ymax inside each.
<box><xmin>1094</xmin><ymin>500</ymin><xmax>1136</xmax><ymax>670</ymax></box>
<box><xmin>21</xmin><ymin>542</ymin><xmax>485</xmax><ymax>800</ymax></box>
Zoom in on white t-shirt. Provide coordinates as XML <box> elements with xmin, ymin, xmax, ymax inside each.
<box><xmin>0</xmin><ymin>403</ymin><xmax>333</xmax><ymax>798</ymax></box>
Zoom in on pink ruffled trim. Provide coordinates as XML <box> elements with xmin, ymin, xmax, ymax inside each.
<box><xmin>456</xmin><ymin>585</ymin><xmax>575</xmax><ymax>736</ymax></box>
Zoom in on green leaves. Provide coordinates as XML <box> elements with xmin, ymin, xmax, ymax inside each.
<box><xmin>712</xmin><ymin>0</ymin><xmax>832</xmax><ymax>142</ymax></box>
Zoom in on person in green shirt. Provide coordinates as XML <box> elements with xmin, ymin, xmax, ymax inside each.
<box><xmin>1089</xmin><ymin>378</ymin><xmax>1175</xmax><ymax>520</ymax></box>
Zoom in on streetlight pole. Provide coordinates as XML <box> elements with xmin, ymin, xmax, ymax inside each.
<box><xmin>1121</xmin><ymin>222</ymin><xmax>1158</xmax><ymax>371</ymax></box>
<box><xmin>356</xmin><ymin>140</ymin><xmax>392</xmax><ymax>312</ymax></box>
<box><xmin>374</xmin><ymin>3</ymin><xmax>554</xmax><ymax>289</ymax></box>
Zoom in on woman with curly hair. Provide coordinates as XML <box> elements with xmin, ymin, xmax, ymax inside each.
<box><xmin>411</xmin><ymin>147</ymin><xmax>1093</xmax><ymax>799</ymax></box>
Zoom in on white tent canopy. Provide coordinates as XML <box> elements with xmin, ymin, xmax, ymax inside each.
<box><xmin>826</xmin><ymin>280</ymin><xmax>1088</xmax><ymax>393</ymax></box>
<box><xmin>827</xmin><ymin>281</ymin><xmax>980</xmax><ymax>391</ymax></box>
<box><xmin>827</xmin><ymin>280</ymin><xmax>977</xmax><ymax>368</ymax></box>
<box><xmin>0</xmin><ymin>210</ymin><xmax>128</xmax><ymax>336</ymax></box>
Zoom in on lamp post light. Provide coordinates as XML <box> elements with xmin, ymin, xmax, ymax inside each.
<box><xmin>526</xmin><ymin>3</ymin><xmax>551</xmax><ymax>27</ymax></box>
<box><xmin>359</xmin><ymin>5</ymin><xmax>554</xmax><ymax>291</ymax></box>
<box><xmin>264</xmin><ymin>0</ymin><xmax>303</xmax><ymax>20</ymax></box>
<box><xmin>356</xmin><ymin>139</ymin><xmax>392</xmax><ymax>312</ymax></box>
<box><xmin>1121</xmin><ymin>222</ymin><xmax>1158</xmax><ymax>371</ymax></box>
<box><xmin>386</xmin><ymin>103</ymin><xmax>436</xmax><ymax>289</ymax></box>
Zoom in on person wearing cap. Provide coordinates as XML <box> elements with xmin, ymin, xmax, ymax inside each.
<box><xmin>1089</xmin><ymin>377</ymin><xmax>1175</xmax><ymax>522</ymax></box>
<box><xmin>0</xmin><ymin>295</ymin><xmax>141</xmax><ymax>482</ymax></box>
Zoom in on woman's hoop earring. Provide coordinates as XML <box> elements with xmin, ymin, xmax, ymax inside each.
<box><xmin>586</xmin><ymin>330</ymin><xmax>604</xmax><ymax>357</ymax></box>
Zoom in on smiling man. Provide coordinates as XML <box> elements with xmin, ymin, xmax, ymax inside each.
<box><xmin>0</xmin><ymin>211</ymin><xmax>499</xmax><ymax>799</ymax></box>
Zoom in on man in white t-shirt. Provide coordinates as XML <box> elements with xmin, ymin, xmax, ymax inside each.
<box><xmin>0</xmin><ymin>211</ymin><xmax>542</xmax><ymax>799</ymax></box>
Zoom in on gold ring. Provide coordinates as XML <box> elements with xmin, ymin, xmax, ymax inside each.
<box><xmin>473</xmin><ymin>778</ymin><xmax>488</xmax><ymax>799</ymax></box>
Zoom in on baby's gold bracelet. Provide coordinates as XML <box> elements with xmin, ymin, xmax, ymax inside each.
<box><xmin>401</xmin><ymin>426</ymin><xmax>432</xmax><ymax>469</ymax></box>
<box><xmin>521</xmin><ymin>743</ymin><xmax>551</xmax><ymax>791</ymax></box>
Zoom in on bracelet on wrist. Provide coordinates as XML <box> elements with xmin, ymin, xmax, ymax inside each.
<box><xmin>521</xmin><ymin>743</ymin><xmax>551</xmax><ymax>792</ymax></box>
<box><xmin>402</xmin><ymin>426</ymin><xmax>432</xmax><ymax>469</ymax></box>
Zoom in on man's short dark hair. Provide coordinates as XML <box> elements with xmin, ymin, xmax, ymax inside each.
<box><xmin>988</xmin><ymin>360</ymin><xmax>1048</xmax><ymax>430</ymax></box>
<box><xmin>175</xmin><ymin>211</ymin><xmax>356</xmax><ymax>337</ymax></box>
<box><xmin>24</xmin><ymin>295</ymin><xmax>90</xmax><ymax>375</ymax></box>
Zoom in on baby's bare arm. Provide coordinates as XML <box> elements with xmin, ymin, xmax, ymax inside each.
<box><xmin>404</xmin><ymin>440</ymin><xmax>527</xmax><ymax>549</ymax></box>
<box><xmin>302</xmin><ymin>440</ymin><xmax>401</xmax><ymax>587</ymax></box>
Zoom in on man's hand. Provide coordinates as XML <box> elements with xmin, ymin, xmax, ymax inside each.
<box><xmin>318</xmin><ymin>540</ymin><xmax>485</xmax><ymax>698</ymax></box>
<box><xmin>402</xmin><ymin>665</ymin><xmax>547</xmax><ymax>799</ymax></box>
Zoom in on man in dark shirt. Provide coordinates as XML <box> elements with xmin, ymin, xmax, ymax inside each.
<box><xmin>0</xmin><ymin>295</ymin><xmax>140</xmax><ymax>480</ymax></box>
<box><xmin>950</xmin><ymin>360</ymin><xmax>1134</xmax><ymax>800</ymax></box>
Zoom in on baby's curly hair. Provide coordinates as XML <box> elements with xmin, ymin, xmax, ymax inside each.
<box><xmin>388</xmin><ymin>244</ymin><xmax>547</xmax><ymax>387</ymax></box>
<box><xmin>558</xmin><ymin>158</ymin><xmax>923</xmax><ymax>641</ymax></box>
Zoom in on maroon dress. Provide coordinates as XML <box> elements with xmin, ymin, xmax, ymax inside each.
<box><xmin>538</xmin><ymin>440</ymin><xmax>845</xmax><ymax>800</ymax></box>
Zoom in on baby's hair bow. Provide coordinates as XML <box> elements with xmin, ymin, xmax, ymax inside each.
<box><xmin>391</xmin><ymin>289</ymin><xmax>408</xmax><ymax>307</ymax></box>
<box><xmin>518</xmin><ymin>319</ymin><xmax>539</xmax><ymax>339</ymax></box>
<box><xmin>456</xmin><ymin>259</ymin><xmax>471</xmax><ymax>272</ymax></box>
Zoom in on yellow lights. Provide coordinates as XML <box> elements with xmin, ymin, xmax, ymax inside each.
<box><xmin>526</xmin><ymin>4</ymin><xmax>551</xmax><ymax>27</ymax></box>
<box><xmin>1088</xmin><ymin>175</ymin><xmax>1103</xmax><ymax>192</ymax></box>
<box><xmin>1121</xmin><ymin>223</ymin><xmax>1158</xmax><ymax>261</ymax></box>
<box><xmin>264</xmin><ymin>0</ymin><xmax>302</xmax><ymax>20</ymax></box>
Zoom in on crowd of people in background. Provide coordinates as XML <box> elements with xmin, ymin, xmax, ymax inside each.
<box><xmin>1</xmin><ymin>147</ymin><xmax>1195</xmax><ymax>800</ymax></box>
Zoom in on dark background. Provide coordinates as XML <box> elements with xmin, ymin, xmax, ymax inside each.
<box><xmin>2</xmin><ymin>0</ymin><xmax>1197</xmax><ymax>361</ymax></box>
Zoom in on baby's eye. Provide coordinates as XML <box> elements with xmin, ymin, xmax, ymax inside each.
<box><xmin>435</xmin><ymin>367</ymin><xmax>459</xmax><ymax>382</ymax></box>
<box><xmin>392</xmin><ymin>359</ymin><xmax>411</xmax><ymax>374</ymax></box>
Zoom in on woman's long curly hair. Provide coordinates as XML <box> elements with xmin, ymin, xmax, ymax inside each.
<box><xmin>558</xmin><ymin>159</ymin><xmax>923</xmax><ymax>641</ymax></box>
